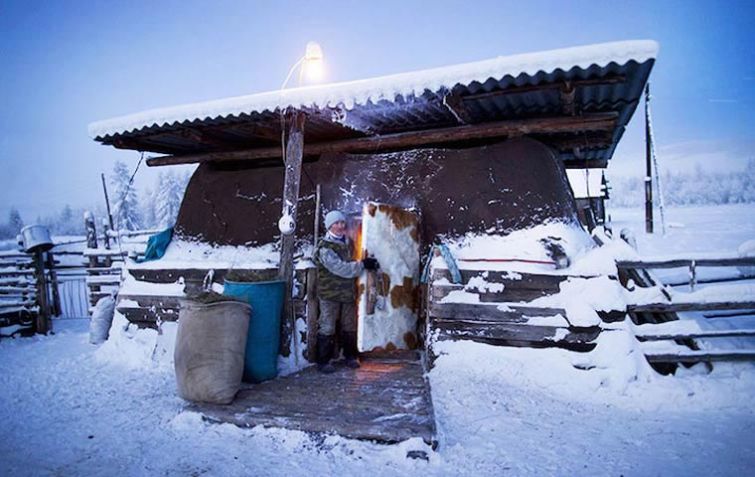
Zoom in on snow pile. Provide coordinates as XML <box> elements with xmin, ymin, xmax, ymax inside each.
<box><xmin>89</xmin><ymin>296</ymin><xmax>115</xmax><ymax>344</ymax></box>
<box><xmin>95</xmin><ymin>311</ymin><xmax>177</xmax><ymax>370</ymax></box>
<box><xmin>89</xmin><ymin>40</ymin><xmax>658</xmax><ymax>138</ymax></box>
<box><xmin>436</xmin><ymin>221</ymin><xmax>595</xmax><ymax>273</ymax></box>
<box><xmin>129</xmin><ymin>238</ymin><xmax>281</xmax><ymax>270</ymax></box>
<box><xmin>529</xmin><ymin>275</ymin><xmax>628</xmax><ymax>326</ymax></box>
<box><xmin>431</xmin><ymin>334</ymin><xmax>755</xmax><ymax>412</ymax></box>
<box><xmin>276</xmin><ymin>316</ymin><xmax>310</xmax><ymax>376</ymax></box>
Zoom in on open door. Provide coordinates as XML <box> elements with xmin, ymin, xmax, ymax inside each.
<box><xmin>356</xmin><ymin>202</ymin><xmax>420</xmax><ymax>352</ymax></box>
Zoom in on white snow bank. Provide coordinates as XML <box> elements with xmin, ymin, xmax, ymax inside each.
<box><xmin>434</xmin><ymin>221</ymin><xmax>595</xmax><ymax>274</ymax></box>
<box><xmin>431</xmin><ymin>333</ymin><xmax>755</xmax><ymax>412</ymax></box>
<box><xmin>670</xmin><ymin>283</ymin><xmax>755</xmax><ymax>304</ymax></box>
<box><xmin>128</xmin><ymin>238</ymin><xmax>281</xmax><ymax>270</ymax></box>
<box><xmin>90</xmin><ymin>40</ymin><xmax>658</xmax><ymax>138</ymax></box>
<box><xmin>95</xmin><ymin>311</ymin><xmax>177</xmax><ymax>370</ymax></box>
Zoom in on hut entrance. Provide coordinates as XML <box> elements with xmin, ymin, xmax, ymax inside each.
<box><xmin>355</xmin><ymin>202</ymin><xmax>421</xmax><ymax>353</ymax></box>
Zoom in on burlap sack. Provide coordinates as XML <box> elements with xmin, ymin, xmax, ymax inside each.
<box><xmin>174</xmin><ymin>299</ymin><xmax>251</xmax><ymax>404</ymax></box>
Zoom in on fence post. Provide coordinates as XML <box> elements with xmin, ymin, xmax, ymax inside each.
<box><xmin>85</xmin><ymin>212</ymin><xmax>98</xmax><ymax>269</ymax></box>
<box><xmin>34</xmin><ymin>251</ymin><xmax>50</xmax><ymax>334</ymax></box>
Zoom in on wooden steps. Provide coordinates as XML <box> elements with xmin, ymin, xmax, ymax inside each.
<box><xmin>426</xmin><ymin>267</ymin><xmax>605</xmax><ymax>355</ymax></box>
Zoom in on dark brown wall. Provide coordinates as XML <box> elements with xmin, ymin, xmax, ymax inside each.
<box><xmin>175</xmin><ymin>137</ymin><xmax>579</xmax><ymax>247</ymax></box>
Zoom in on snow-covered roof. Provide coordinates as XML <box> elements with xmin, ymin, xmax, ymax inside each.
<box><xmin>89</xmin><ymin>40</ymin><xmax>658</xmax><ymax>140</ymax></box>
<box><xmin>89</xmin><ymin>40</ymin><xmax>657</xmax><ymax>166</ymax></box>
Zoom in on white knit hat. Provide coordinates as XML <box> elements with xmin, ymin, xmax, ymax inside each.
<box><xmin>324</xmin><ymin>210</ymin><xmax>347</xmax><ymax>230</ymax></box>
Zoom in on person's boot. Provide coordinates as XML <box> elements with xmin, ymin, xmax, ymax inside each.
<box><xmin>316</xmin><ymin>334</ymin><xmax>336</xmax><ymax>374</ymax></box>
<box><xmin>341</xmin><ymin>331</ymin><xmax>360</xmax><ymax>369</ymax></box>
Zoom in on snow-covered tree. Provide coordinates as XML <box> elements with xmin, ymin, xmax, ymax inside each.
<box><xmin>8</xmin><ymin>208</ymin><xmax>23</xmax><ymax>233</ymax></box>
<box><xmin>141</xmin><ymin>186</ymin><xmax>157</xmax><ymax>229</ymax></box>
<box><xmin>110</xmin><ymin>161</ymin><xmax>141</xmax><ymax>231</ymax></box>
<box><xmin>155</xmin><ymin>171</ymin><xmax>183</xmax><ymax>228</ymax></box>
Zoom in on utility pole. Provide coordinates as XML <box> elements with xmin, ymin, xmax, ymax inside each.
<box><xmin>644</xmin><ymin>83</ymin><xmax>654</xmax><ymax>234</ymax></box>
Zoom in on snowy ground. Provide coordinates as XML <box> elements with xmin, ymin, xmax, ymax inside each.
<box><xmin>1</xmin><ymin>204</ymin><xmax>754</xmax><ymax>476</ymax></box>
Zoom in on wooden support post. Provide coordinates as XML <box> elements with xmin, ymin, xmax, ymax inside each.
<box><xmin>102</xmin><ymin>219</ymin><xmax>112</xmax><ymax>267</ymax></box>
<box><xmin>46</xmin><ymin>251</ymin><xmax>61</xmax><ymax>318</ymax></box>
<box><xmin>644</xmin><ymin>83</ymin><xmax>654</xmax><ymax>234</ymax></box>
<box><xmin>689</xmin><ymin>260</ymin><xmax>697</xmax><ymax>291</ymax></box>
<box><xmin>84</xmin><ymin>212</ymin><xmax>98</xmax><ymax>269</ymax></box>
<box><xmin>278</xmin><ymin>111</ymin><xmax>306</xmax><ymax>357</ymax></box>
<box><xmin>305</xmin><ymin>267</ymin><xmax>319</xmax><ymax>362</ymax></box>
<box><xmin>33</xmin><ymin>251</ymin><xmax>50</xmax><ymax>334</ymax></box>
<box><xmin>101</xmin><ymin>173</ymin><xmax>114</xmax><ymax>231</ymax></box>
<box><xmin>102</xmin><ymin>218</ymin><xmax>112</xmax><ymax>250</ymax></box>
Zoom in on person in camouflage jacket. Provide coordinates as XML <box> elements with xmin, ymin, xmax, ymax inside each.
<box><xmin>315</xmin><ymin>210</ymin><xmax>379</xmax><ymax>373</ymax></box>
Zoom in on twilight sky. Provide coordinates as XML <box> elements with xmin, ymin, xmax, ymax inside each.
<box><xmin>1</xmin><ymin>0</ymin><xmax>753</xmax><ymax>220</ymax></box>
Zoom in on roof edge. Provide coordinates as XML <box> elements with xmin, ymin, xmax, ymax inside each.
<box><xmin>88</xmin><ymin>39</ymin><xmax>659</xmax><ymax>140</ymax></box>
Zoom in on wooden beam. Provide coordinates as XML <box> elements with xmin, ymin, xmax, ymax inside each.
<box><xmin>629</xmin><ymin>301</ymin><xmax>755</xmax><ymax>313</ymax></box>
<box><xmin>563</xmin><ymin>158</ymin><xmax>608</xmax><ymax>169</ymax></box>
<box><xmin>645</xmin><ymin>350</ymin><xmax>755</xmax><ymax>364</ymax></box>
<box><xmin>428</xmin><ymin>302</ymin><xmax>565</xmax><ymax>322</ymax></box>
<box><xmin>278</xmin><ymin>111</ymin><xmax>306</xmax><ymax>358</ymax></box>
<box><xmin>146</xmin><ymin>113</ymin><xmax>618</xmax><ymax>167</ymax></box>
<box><xmin>636</xmin><ymin>328</ymin><xmax>755</xmax><ymax>341</ymax></box>
<box><xmin>618</xmin><ymin>257</ymin><xmax>755</xmax><ymax>269</ymax></box>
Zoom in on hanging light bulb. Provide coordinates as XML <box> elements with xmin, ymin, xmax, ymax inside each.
<box><xmin>302</xmin><ymin>41</ymin><xmax>324</xmax><ymax>83</ymax></box>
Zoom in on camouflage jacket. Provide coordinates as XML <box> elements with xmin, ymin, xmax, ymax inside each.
<box><xmin>315</xmin><ymin>234</ymin><xmax>363</xmax><ymax>302</ymax></box>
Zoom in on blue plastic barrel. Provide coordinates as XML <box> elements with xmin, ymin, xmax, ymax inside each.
<box><xmin>223</xmin><ymin>280</ymin><xmax>285</xmax><ymax>383</ymax></box>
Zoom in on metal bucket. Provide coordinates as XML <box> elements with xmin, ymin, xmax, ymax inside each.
<box><xmin>20</xmin><ymin>225</ymin><xmax>53</xmax><ymax>253</ymax></box>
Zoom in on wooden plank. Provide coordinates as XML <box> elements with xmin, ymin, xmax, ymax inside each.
<box><xmin>618</xmin><ymin>257</ymin><xmax>755</xmax><ymax>269</ymax></box>
<box><xmin>0</xmin><ymin>286</ymin><xmax>35</xmax><ymax>293</ymax></box>
<box><xmin>430</xmin><ymin>283</ymin><xmax>555</xmax><ymax>303</ymax></box>
<box><xmin>118</xmin><ymin>306</ymin><xmax>179</xmax><ymax>323</ymax></box>
<box><xmin>83</xmin><ymin>249</ymin><xmax>128</xmax><ymax>257</ymax></box>
<box><xmin>117</xmin><ymin>294</ymin><xmax>182</xmax><ymax>309</ymax></box>
<box><xmin>305</xmin><ymin>268</ymin><xmax>318</xmax><ymax>362</ymax></box>
<box><xmin>433</xmin><ymin>320</ymin><xmax>600</xmax><ymax>344</ymax></box>
<box><xmin>117</xmin><ymin>299</ymin><xmax>307</xmax><ymax>325</ymax></box>
<box><xmin>636</xmin><ymin>329</ymin><xmax>755</xmax><ymax>341</ymax></box>
<box><xmin>629</xmin><ymin>301</ymin><xmax>755</xmax><ymax>313</ymax></box>
<box><xmin>0</xmin><ymin>301</ymin><xmax>36</xmax><ymax>309</ymax></box>
<box><xmin>0</xmin><ymin>270</ymin><xmax>34</xmax><ymax>277</ymax></box>
<box><xmin>126</xmin><ymin>267</ymin><xmax>307</xmax><ymax>285</ymax></box>
<box><xmin>704</xmin><ymin>310</ymin><xmax>755</xmax><ymax>319</ymax></box>
<box><xmin>146</xmin><ymin>113</ymin><xmax>618</xmax><ymax>166</ymax></box>
<box><xmin>430</xmin><ymin>268</ymin><xmax>569</xmax><ymax>290</ymax></box>
<box><xmin>645</xmin><ymin>350</ymin><xmax>755</xmax><ymax>364</ymax></box>
<box><xmin>429</xmin><ymin>302</ymin><xmax>565</xmax><ymax>322</ymax></box>
<box><xmin>189</xmin><ymin>359</ymin><xmax>435</xmax><ymax>445</ymax></box>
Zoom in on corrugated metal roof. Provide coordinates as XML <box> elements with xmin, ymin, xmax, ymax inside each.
<box><xmin>90</xmin><ymin>40</ymin><xmax>657</xmax><ymax>165</ymax></box>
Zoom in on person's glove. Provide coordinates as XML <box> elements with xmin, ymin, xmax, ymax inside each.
<box><xmin>362</xmin><ymin>257</ymin><xmax>380</xmax><ymax>271</ymax></box>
